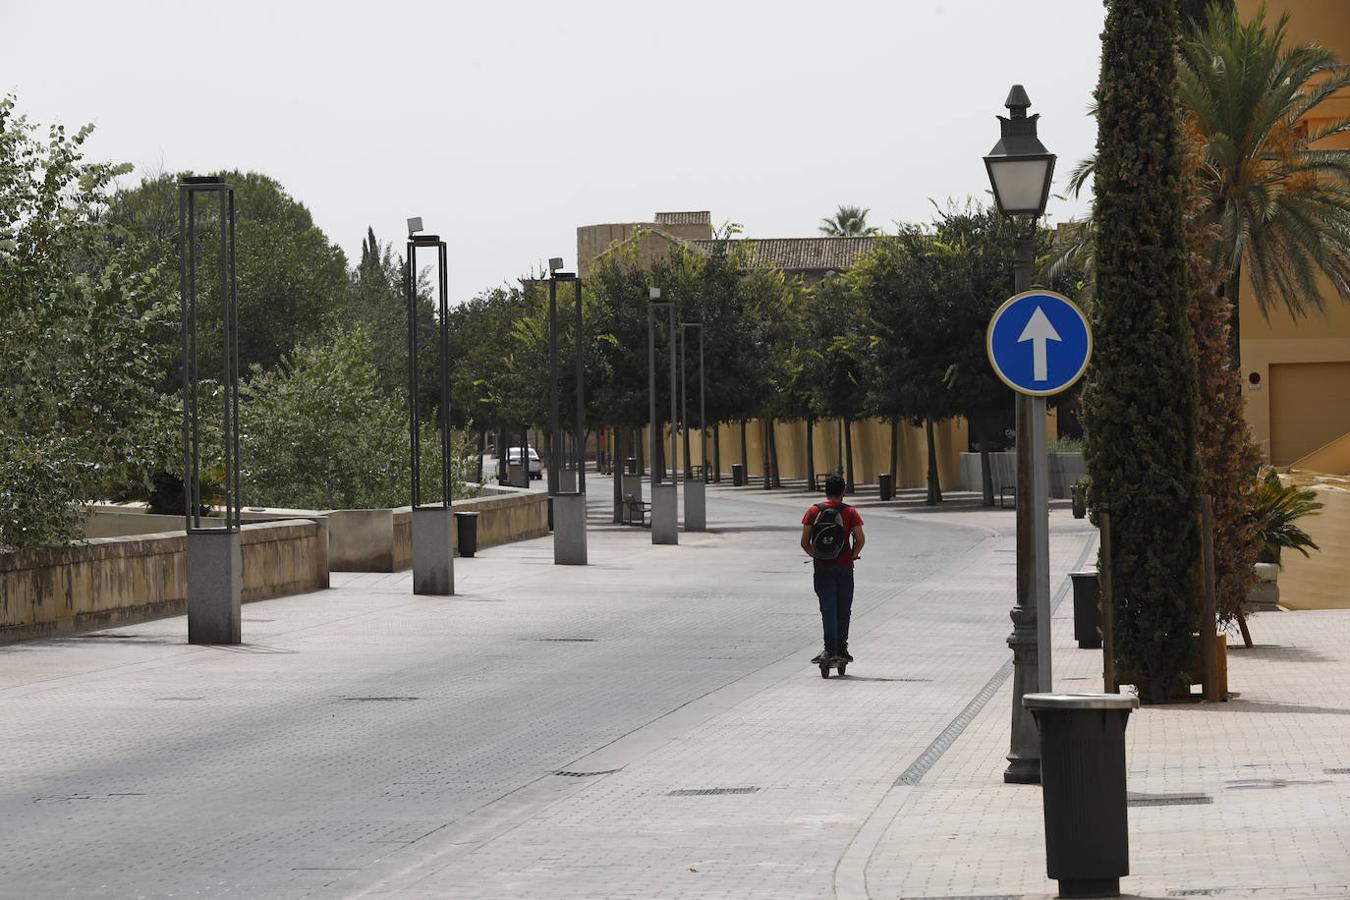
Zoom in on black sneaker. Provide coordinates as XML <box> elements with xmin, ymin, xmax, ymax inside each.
<box><xmin>810</xmin><ymin>651</ymin><xmax>829</xmax><ymax>664</ymax></box>
<box><xmin>841</xmin><ymin>651</ymin><xmax>854</xmax><ymax>663</ymax></box>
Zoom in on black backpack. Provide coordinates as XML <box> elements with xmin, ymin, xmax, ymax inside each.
<box><xmin>809</xmin><ymin>503</ymin><xmax>849</xmax><ymax>560</ymax></box>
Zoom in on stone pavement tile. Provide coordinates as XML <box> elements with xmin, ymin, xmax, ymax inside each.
<box><xmin>861</xmin><ymin>573</ymin><xmax>1350</xmax><ymax>900</ymax></box>
<box><xmin>355</xmin><ymin>512</ymin><xmax>1098</xmax><ymax>899</ymax></box>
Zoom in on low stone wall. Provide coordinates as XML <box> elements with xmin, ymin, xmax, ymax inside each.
<box><xmin>0</xmin><ymin>519</ymin><xmax>329</xmax><ymax>644</ymax></box>
<box><xmin>958</xmin><ymin>451</ymin><xmax>1085</xmax><ymax>500</ymax></box>
<box><xmin>331</xmin><ymin>488</ymin><xmax>550</xmax><ymax>572</ymax></box>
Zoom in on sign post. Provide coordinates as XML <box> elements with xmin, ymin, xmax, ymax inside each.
<box><xmin>987</xmin><ymin>288</ymin><xmax>1092</xmax><ymax>779</ymax></box>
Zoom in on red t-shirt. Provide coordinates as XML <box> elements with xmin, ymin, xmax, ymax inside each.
<box><xmin>802</xmin><ymin>500</ymin><xmax>864</xmax><ymax>568</ymax></box>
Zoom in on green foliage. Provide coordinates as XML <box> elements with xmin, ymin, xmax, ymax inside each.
<box><xmin>1247</xmin><ymin>468</ymin><xmax>1323</xmax><ymax>562</ymax></box>
<box><xmin>1179</xmin><ymin>3</ymin><xmax>1350</xmax><ymax>350</ymax></box>
<box><xmin>349</xmin><ymin>227</ymin><xmax>439</xmax><ymax>408</ymax></box>
<box><xmin>107</xmin><ymin>170</ymin><xmax>351</xmax><ymax>380</ymax></box>
<box><xmin>1048</xmin><ymin>436</ymin><xmax>1086</xmax><ymax>453</ymax></box>
<box><xmin>238</xmin><ymin>327</ymin><xmax>475</xmax><ymax>510</ymax></box>
<box><xmin>0</xmin><ymin>96</ymin><xmax>179</xmax><ymax>550</ymax></box>
<box><xmin>1083</xmin><ymin>0</ymin><xmax>1204</xmax><ymax>702</ymax></box>
<box><xmin>818</xmin><ymin>205</ymin><xmax>879</xmax><ymax>237</ymax></box>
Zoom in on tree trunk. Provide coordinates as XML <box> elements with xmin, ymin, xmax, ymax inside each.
<box><xmin>836</xmin><ymin>419</ymin><xmax>844</xmax><ymax>473</ymax></box>
<box><xmin>497</xmin><ymin>428</ymin><xmax>506</xmax><ymax>483</ymax></box>
<box><xmin>714</xmin><ymin>423</ymin><xmax>722</xmax><ymax>483</ymax></box>
<box><xmin>767</xmin><ymin>418</ymin><xmax>781</xmax><ymax>488</ymax></box>
<box><xmin>925</xmin><ymin>416</ymin><xmax>942</xmax><ymax>505</ymax></box>
<box><xmin>1224</xmin><ymin>267</ymin><xmax>1242</xmax><ymax>372</ymax></box>
<box><xmin>655</xmin><ymin>423</ymin><xmax>666</xmax><ymax>484</ymax></box>
<box><xmin>980</xmin><ymin>444</ymin><xmax>995</xmax><ymax>507</ymax></box>
<box><xmin>761</xmin><ymin>418</ymin><xmax>772</xmax><ymax>490</ymax></box>
<box><xmin>889</xmin><ymin>418</ymin><xmax>899</xmax><ymax>482</ymax></box>
<box><xmin>612</xmin><ymin>427</ymin><xmax>623</xmax><ymax>523</ymax></box>
<box><xmin>682</xmin><ymin>409</ymin><xmax>693</xmax><ymax>481</ymax></box>
<box><xmin>476</xmin><ymin>430</ymin><xmax>485</xmax><ymax>484</ymax></box>
<box><xmin>843</xmin><ymin>417</ymin><xmax>855</xmax><ymax>494</ymax></box>
<box><xmin>739</xmin><ymin>419</ymin><xmax>749</xmax><ymax>479</ymax></box>
<box><xmin>806</xmin><ymin>415</ymin><xmax>817</xmax><ymax>491</ymax></box>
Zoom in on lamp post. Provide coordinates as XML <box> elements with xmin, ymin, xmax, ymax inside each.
<box><xmin>179</xmin><ymin>176</ymin><xmax>241</xmax><ymax>645</ymax></box>
<box><xmin>984</xmin><ymin>84</ymin><xmax>1056</xmax><ymax>785</ymax></box>
<box><xmin>647</xmin><ymin>288</ymin><xmax>678</xmax><ymax>544</ymax></box>
<box><xmin>406</xmin><ymin>218</ymin><xmax>455</xmax><ymax>595</ymax></box>
<box><xmin>681</xmin><ymin>321</ymin><xmax>706</xmax><ymax>530</ymax></box>
<box><xmin>548</xmin><ymin>258</ymin><xmax>587</xmax><ymax>564</ymax></box>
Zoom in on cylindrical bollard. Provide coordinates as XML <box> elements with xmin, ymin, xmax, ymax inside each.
<box><xmin>453</xmin><ymin>511</ymin><xmax>479</xmax><ymax>558</ymax></box>
<box><xmin>732</xmin><ymin>463</ymin><xmax>745</xmax><ymax>487</ymax></box>
<box><xmin>1070</xmin><ymin>572</ymin><xmax>1102</xmax><ymax>649</ymax></box>
<box><xmin>1024</xmin><ymin>693</ymin><xmax>1138</xmax><ymax>899</ymax></box>
<box><xmin>879</xmin><ymin>472</ymin><xmax>894</xmax><ymax>501</ymax></box>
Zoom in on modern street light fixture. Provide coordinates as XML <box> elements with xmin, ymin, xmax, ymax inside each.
<box><xmin>179</xmin><ymin>176</ymin><xmax>241</xmax><ymax>645</ymax></box>
<box><xmin>548</xmin><ymin>259</ymin><xmax>587</xmax><ymax>564</ymax></box>
<box><xmin>985</xmin><ymin>85</ymin><xmax>1057</xmax><ymax>785</ymax></box>
<box><xmin>406</xmin><ymin>220</ymin><xmax>454</xmax><ymax>595</ymax></box>
<box><xmin>681</xmin><ymin>321</ymin><xmax>706</xmax><ymax>531</ymax></box>
<box><xmin>647</xmin><ymin>287</ymin><xmax>678</xmax><ymax>544</ymax></box>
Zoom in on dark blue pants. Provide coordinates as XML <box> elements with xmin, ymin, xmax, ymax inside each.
<box><xmin>813</xmin><ymin>562</ymin><xmax>855</xmax><ymax>657</ymax></box>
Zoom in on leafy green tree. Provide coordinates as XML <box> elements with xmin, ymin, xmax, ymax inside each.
<box><xmin>1083</xmin><ymin>0</ymin><xmax>1203</xmax><ymax>703</ymax></box>
<box><xmin>349</xmin><ymin>226</ymin><xmax>438</xmax><ymax>406</ymax></box>
<box><xmin>107</xmin><ymin>170</ymin><xmax>351</xmax><ymax>380</ymax></box>
<box><xmin>238</xmin><ymin>326</ymin><xmax>475</xmax><ymax>509</ymax></box>
<box><xmin>1180</xmin><ymin>2</ymin><xmax>1350</xmax><ymax>365</ymax></box>
<box><xmin>805</xmin><ymin>274</ymin><xmax>870</xmax><ymax>493</ymax></box>
<box><xmin>0</xmin><ymin>97</ymin><xmax>178</xmax><ymax>550</ymax></box>
<box><xmin>819</xmin><ymin>205</ymin><xmax>879</xmax><ymax>237</ymax></box>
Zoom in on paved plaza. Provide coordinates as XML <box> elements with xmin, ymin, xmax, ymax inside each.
<box><xmin>3</xmin><ymin>484</ymin><xmax>1349</xmax><ymax>898</ymax></box>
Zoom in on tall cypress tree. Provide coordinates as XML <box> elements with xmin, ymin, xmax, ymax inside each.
<box><xmin>1083</xmin><ymin>0</ymin><xmax>1203</xmax><ymax>703</ymax></box>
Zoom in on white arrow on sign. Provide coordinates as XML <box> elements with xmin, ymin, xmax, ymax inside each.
<box><xmin>1017</xmin><ymin>305</ymin><xmax>1062</xmax><ymax>381</ymax></box>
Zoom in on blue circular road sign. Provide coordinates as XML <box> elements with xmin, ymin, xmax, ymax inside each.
<box><xmin>986</xmin><ymin>290</ymin><xmax>1092</xmax><ymax>396</ymax></box>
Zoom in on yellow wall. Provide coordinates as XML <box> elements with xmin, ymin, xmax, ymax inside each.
<box><xmin>1278</xmin><ymin>475</ymin><xmax>1350</xmax><ymax>610</ymax></box>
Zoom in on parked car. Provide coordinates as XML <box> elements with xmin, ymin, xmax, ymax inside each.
<box><xmin>506</xmin><ymin>446</ymin><xmax>542</xmax><ymax>479</ymax></box>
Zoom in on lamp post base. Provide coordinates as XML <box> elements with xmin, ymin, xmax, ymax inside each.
<box><xmin>552</xmin><ymin>493</ymin><xmax>588</xmax><ymax>565</ymax></box>
<box><xmin>682</xmin><ymin>479</ymin><xmax>706</xmax><ymax>531</ymax></box>
<box><xmin>651</xmin><ymin>483</ymin><xmax>678</xmax><ymax>544</ymax></box>
<box><xmin>412</xmin><ymin>506</ymin><xmax>454</xmax><ymax>596</ymax></box>
<box><xmin>187</xmin><ymin>530</ymin><xmax>241</xmax><ymax>645</ymax></box>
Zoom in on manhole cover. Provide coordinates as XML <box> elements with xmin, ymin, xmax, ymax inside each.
<box><xmin>667</xmin><ymin>787</ymin><xmax>760</xmax><ymax>796</ymax></box>
<box><xmin>1128</xmin><ymin>792</ymin><xmax>1212</xmax><ymax>806</ymax></box>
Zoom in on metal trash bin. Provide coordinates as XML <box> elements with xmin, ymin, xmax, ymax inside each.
<box><xmin>731</xmin><ymin>463</ymin><xmax>745</xmax><ymax>487</ymax></box>
<box><xmin>625</xmin><ymin>456</ymin><xmax>638</xmax><ymax>475</ymax></box>
<box><xmin>454</xmin><ymin>511</ymin><xmax>480</xmax><ymax>558</ymax></box>
<box><xmin>1070</xmin><ymin>572</ymin><xmax>1102</xmax><ymax>649</ymax></box>
<box><xmin>879</xmin><ymin>472</ymin><xmax>894</xmax><ymax>501</ymax></box>
<box><xmin>1024</xmin><ymin>693</ymin><xmax>1138</xmax><ymax>899</ymax></box>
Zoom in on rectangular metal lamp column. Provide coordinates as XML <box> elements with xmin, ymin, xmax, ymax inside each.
<box><xmin>652</xmin><ymin>483</ymin><xmax>678</xmax><ymax>544</ymax></box>
<box><xmin>553</xmin><ymin>493</ymin><xmax>588</xmax><ymax>564</ymax></box>
<box><xmin>683</xmin><ymin>479</ymin><xmax>705</xmax><ymax>531</ymax></box>
<box><xmin>412</xmin><ymin>506</ymin><xmax>454</xmax><ymax>595</ymax></box>
<box><xmin>187</xmin><ymin>531</ymin><xmax>241</xmax><ymax>644</ymax></box>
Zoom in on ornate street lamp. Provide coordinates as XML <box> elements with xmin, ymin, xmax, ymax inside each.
<box><xmin>984</xmin><ymin>84</ymin><xmax>1057</xmax><ymax>785</ymax></box>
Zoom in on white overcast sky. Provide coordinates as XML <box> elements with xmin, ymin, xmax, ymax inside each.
<box><xmin>2</xmin><ymin>0</ymin><xmax>1105</xmax><ymax>304</ymax></box>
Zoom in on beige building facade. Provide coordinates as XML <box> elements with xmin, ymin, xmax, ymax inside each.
<box><xmin>1235</xmin><ymin>0</ymin><xmax>1350</xmax><ymax>469</ymax></box>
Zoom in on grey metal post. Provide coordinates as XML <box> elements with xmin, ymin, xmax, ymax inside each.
<box><xmin>574</xmin><ymin>276</ymin><xmax>586</xmax><ymax>495</ymax></box>
<box><xmin>1005</xmin><ymin>231</ymin><xmax>1040</xmax><ymax>783</ymax></box>
<box><xmin>647</xmin><ymin>297</ymin><xmax>658</xmax><ymax>484</ymax></box>
<box><xmin>648</xmin><ymin>290</ymin><xmax>677</xmax><ymax>543</ymax></box>
<box><xmin>548</xmin><ymin>275</ymin><xmax>560</xmax><ymax>499</ymax></box>
<box><xmin>179</xmin><ymin>176</ymin><xmax>241</xmax><ymax>646</ymax></box>
<box><xmin>406</xmin><ymin>227</ymin><xmax>454</xmax><ymax>596</ymax></box>
<box><xmin>668</xmin><ymin>304</ymin><xmax>678</xmax><ymax>486</ymax></box>
<box><xmin>699</xmin><ymin>323</ymin><xmax>706</xmax><ymax>477</ymax></box>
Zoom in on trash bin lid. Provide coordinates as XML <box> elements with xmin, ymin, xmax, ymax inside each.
<box><xmin>1023</xmin><ymin>692</ymin><xmax>1139</xmax><ymax>711</ymax></box>
<box><xmin>452</xmin><ymin>510</ymin><xmax>480</xmax><ymax>518</ymax></box>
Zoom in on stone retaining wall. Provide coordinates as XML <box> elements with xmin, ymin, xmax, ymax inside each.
<box><xmin>332</xmin><ymin>488</ymin><xmax>550</xmax><ymax>572</ymax></box>
<box><xmin>0</xmin><ymin>519</ymin><xmax>328</xmax><ymax>644</ymax></box>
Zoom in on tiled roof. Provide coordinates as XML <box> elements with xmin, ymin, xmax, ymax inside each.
<box><xmin>690</xmin><ymin>237</ymin><xmax>882</xmax><ymax>272</ymax></box>
<box><xmin>654</xmin><ymin>211</ymin><xmax>711</xmax><ymax>225</ymax></box>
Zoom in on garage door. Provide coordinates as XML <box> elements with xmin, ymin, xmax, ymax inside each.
<box><xmin>1269</xmin><ymin>361</ymin><xmax>1350</xmax><ymax>465</ymax></box>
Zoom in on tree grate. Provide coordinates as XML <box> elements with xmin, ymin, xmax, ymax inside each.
<box><xmin>339</xmin><ymin>696</ymin><xmax>420</xmax><ymax>702</ymax></box>
<box><xmin>1325</xmin><ymin>768</ymin><xmax>1350</xmax><ymax>775</ymax></box>
<box><xmin>553</xmin><ymin>769</ymin><xmax>620</xmax><ymax>778</ymax></box>
<box><xmin>667</xmin><ymin>787</ymin><xmax>760</xmax><ymax>796</ymax></box>
<box><xmin>1168</xmin><ymin>890</ymin><xmax>1225</xmax><ymax>897</ymax></box>
<box><xmin>1128</xmin><ymin>792</ymin><xmax>1212</xmax><ymax>806</ymax></box>
<box><xmin>534</xmin><ymin>638</ymin><xmax>596</xmax><ymax>643</ymax></box>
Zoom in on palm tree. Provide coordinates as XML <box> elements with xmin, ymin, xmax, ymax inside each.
<box><xmin>1179</xmin><ymin>3</ymin><xmax>1350</xmax><ymax>365</ymax></box>
<box><xmin>818</xmin><ymin>205</ymin><xmax>879</xmax><ymax>237</ymax></box>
